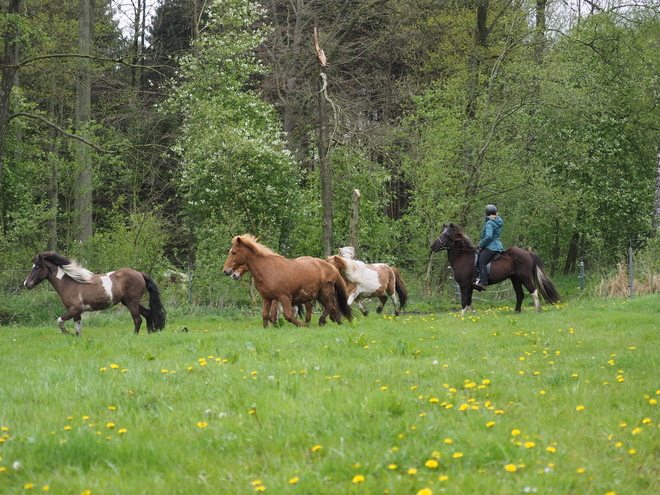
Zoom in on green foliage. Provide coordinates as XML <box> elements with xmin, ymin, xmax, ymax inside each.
<box><xmin>164</xmin><ymin>0</ymin><xmax>303</xmax><ymax>249</ymax></box>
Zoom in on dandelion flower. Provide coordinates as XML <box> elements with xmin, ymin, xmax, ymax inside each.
<box><xmin>632</xmin><ymin>428</ymin><xmax>642</xmax><ymax>435</ymax></box>
<box><xmin>388</xmin><ymin>464</ymin><xmax>397</xmax><ymax>470</ymax></box>
<box><xmin>106</xmin><ymin>423</ymin><xmax>115</xmax><ymax>428</ymax></box>
<box><xmin>352</xmin><ymin>474</ymin><xmax>365</xmax><ymax>483</ymax></box>
<box><xmin>417</xmin><ymin>489</ymin><xmax>433</xmax><ymax>495</ymax></box>
<box><xmin>118</xmin><ymin>428</ymin><xmax>127</xmax><ymax>434</ymax></box>
<box><xmin>311</xmin><ymin>445</ymin><xmax>322</xmax><ymax>452</ymax></box>
<box><xmin>408</xmin><ymin>468</ymin><xmax>417</xmax><ymax>474</ymax></box>
<box><xmin>444</xmin><ymin>438</ymin><xmax>453</xmax><ymax>444</ymax></box>
<box><xmin>504</xmin><ymin>464</ymin><xmax>517</xmax><ymax>472</ymax></box>
<box><xmin>576</xmin><ymin>405</ymin><xmax>584</xmax><ymax>411</ymax></box>
<box><xmin>289</xmin><ymin>477</ymin><xmax>299</xmax><ymax>484</ymax></box>
<box><xmin>24</xmin><ymin>483</ymin><xmax>34</xmax><ymax>489</ymax></box>
<box><xmin>546</xmin><ymin>446</ymin><xmax>557</xmax><ymax>453</ymax></box>
<box><xmin>425</xmin><ymin>459</ymin><xmax>439</xmax><ymax>468</ymax></box>
<box><xmin>197</xmin><ymin>422</ymin><xmax>208</xmax><ymax>428</ymax></box>
<box><xmin>486</xmin><ymin>421</ymin><xmax>495</xmax><ymax>427</ymax></box>
<box><xmin>511</xmin><ymin>429</ymin><xmax>521</xmax><ymax>436</ymax></box>
<box><xmin>452</xmin><ymin>452</ymin><xmax>464</xmax><ymax>458</ymax></box>
<box><xmin>524</xmin><ymin>442</ymin><xmax>535</xmax><ymax>449</ymax></box>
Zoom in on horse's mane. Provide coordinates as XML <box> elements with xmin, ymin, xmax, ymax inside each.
<box><xmin>445</xmin><ymin>223</ymin><xmax>477</xmax><ymax>249</ymax></box>
<box><xmin>234</xmin><ymin>234</ymin><xmax>283</xmax><ymax>258</ymax></box>
<box><xmin>338</xmin><ymin>246</ymin><xmax>355</xmax><ymax>259</ymax></box>
<box><xmin>40</xmin><ymin>252</ymin><xmax>94</xmax><ymax>283</ymax></box>
<box><xmin>327</xmin><ymin>254</ymin><xmax>365</xmax><ymax>281</ymax></box>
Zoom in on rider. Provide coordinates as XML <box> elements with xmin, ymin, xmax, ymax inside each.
<box><xmin>474</xmin><ymin>204</ymin><xmax>504</xmax><ymax>291</ymax></box>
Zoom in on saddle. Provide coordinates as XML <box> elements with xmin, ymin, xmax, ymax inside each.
<box><xmin>474</xmin><ymin>251</ymin><xmax>503</xmax><ymax>274</ymax></box>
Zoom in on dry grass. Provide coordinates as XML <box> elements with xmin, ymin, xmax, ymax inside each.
<box><xmin>598</xmin><ymin>263</ymin><xmax>660</xmax><ymax>297</ymax></box>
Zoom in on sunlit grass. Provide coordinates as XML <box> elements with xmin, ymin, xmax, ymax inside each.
<box><xmin>1</xmin><ymin>296</ymin><xmax>660</xmax><ymax>494</ymax></box>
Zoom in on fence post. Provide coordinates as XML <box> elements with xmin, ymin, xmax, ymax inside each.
<box><xmin>579</xmin><ymin>261</ymin><xmax>584</xmax><ymax>291</ymax></box>
<box><xmin>629</xmin><ymin>246</ymin><xmax>634</xmax><ymax>298</ymax></box>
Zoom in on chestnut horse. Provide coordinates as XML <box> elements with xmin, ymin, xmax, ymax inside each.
<box><xmin>23</xmin><ymin>252</ymin><xmax>166</xmax><ymax>336</ymax></box>
<box><xmin>222</xmin><ymin>235</ymin><xmax>351</xmax><ymax>327</ymax></box>
<box><xmin>327</xmin><ymin>246</ymin><xmax>407</xmax><ymax>316</ymax></box>
<box><xmin>430</xmin><ymin>223</ymin><xmax>560</xmax><ymax>314</ymax></box>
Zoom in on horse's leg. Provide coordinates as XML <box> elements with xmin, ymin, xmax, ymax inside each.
<box><xmin>139</xmin><ymin>305</ymin><xmax>151</xmax><ymax>333</ymax></box>
<box><xmin>261</xmin><ymin>299</ymin><xmax>274</xmax><ymax>327</ymax></box>
<box><xmin>279</xmin><ymin>298</ymin><xmax>306</xmax><ymax>327</ymax></box>
<box><xmin>57</xmin><ymin>307</ymin><xmax>82</xmax><ymax>336</ymax></box>
<box><xmin>304</xmin><ymin>303</ymin><xmax>313</xmax><ymax>325</ymax></box>
<box><xmin>511</xmin><ymin>279</ymin><xmax>526</xmax><ymax>313</ymax></box>
<box><xmin>459</xmin><ymin>284</ymin><xmax>476</xmax><ymax>316</ymax></box>
<box><xmin>122</xmin><ymin>301</ymin><xmax>144</xmax><ymax>334</ymax></box>
<box><xmin>73</xmin><ymin>315</ymin><xmax>82</xmax><ymax>337</ymax></box>
<box><xmin>375</xmin><ymin>295</ymin><xmax>388</xmax><ymax>314</ymax></box>
<box><xmin>354</xmin><ymin>297</ymin><xmax>368</xmax><ymax>316</ymax></box>
<box><xmin>516</xmin><ymin>276</ymin><xmax>541</xmax><ymax>312</ymax></box>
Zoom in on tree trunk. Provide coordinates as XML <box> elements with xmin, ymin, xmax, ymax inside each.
<box><xmin>563</xmin><ymin>230</ymin><xmax>579</xmax><ymax>275</ymax></box>
<box><xmin>653</xmin><ymin>138</ymin><xmax>660</xmax><ymax>232</ymax></box>
<box><xmin>318</xmin><ymin>72</ymin><xmax>332</xmax><ymax>256</ymax></box>
<box><xmin>0</xmin><ymin>0</ymin><xmax>21</xmax><ymax>234</ymax></box>
<box><xmin>46</xmin><ymin>78</ymin><xmax>59</xmax><ymax>251</ymax></box>
<box><xmin>75</xmin><ymin>0</ymin><xmax>94</xmax><ymax>243</ymax></box>
<box><xmin>349</xmin><ymin>189</ymin><xmax>361</xmax><ymax>252</ymax></box>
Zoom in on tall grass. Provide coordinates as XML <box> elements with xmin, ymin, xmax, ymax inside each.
<box><xmin>1</xmin><ymin>296</ymin><xmax>660</xmax><ymax>494</ymax></box>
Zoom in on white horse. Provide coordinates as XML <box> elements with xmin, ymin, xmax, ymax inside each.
<box><xmin>327</xmin><ymin>247</ymin><xmax>407</xmax><ymax>316</ymax></box>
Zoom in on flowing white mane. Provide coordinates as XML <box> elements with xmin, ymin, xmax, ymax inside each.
<box><xmin>338</xmin><ymin>246</ymin><xmax>355</xmax><ymax>260</ymax></box>
<box><xmin>61</xmin><ymin>261</ymin><xmax>94</xmax><ymax>283</ymax></box>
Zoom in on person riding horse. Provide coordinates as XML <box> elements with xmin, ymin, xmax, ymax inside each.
<box><xmin>474</xmin><ymin>204</ymin><xmax>504</xmax><ymax>291</ymax></box>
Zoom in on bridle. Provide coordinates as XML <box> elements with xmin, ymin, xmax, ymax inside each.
<box><xmin>433</xmin><ymin>228</ymin><xmax>453</xmax><ymax>251</ymax></box>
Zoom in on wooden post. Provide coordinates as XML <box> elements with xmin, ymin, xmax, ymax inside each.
<box><xmin>349</xmin><ymin>189</ymin><xmax>360</xmax><ymax>251</ymax></box>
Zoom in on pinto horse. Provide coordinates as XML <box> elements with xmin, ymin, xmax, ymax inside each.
<box><xmin>23</xmin><ymin>252</ymin><xmax>166</xmax><ymax>336</ymax></box>
<box><xmin>327</xmin><ymin>246</ymin><xmax>408</xmax><ymax>316</ymax></box>
<box><xmin>430</xmin><ymin>223</ymin><xmax>560</xmax><ymax>314</ymax></box>
<box><xmin>222</xmin><ymin>235</ymin><xmax>351</xmax><ymax>327</ymax></box>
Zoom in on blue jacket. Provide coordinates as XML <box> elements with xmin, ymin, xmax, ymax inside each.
<box><xmin>479</xmin><ymin>216</ymin><xmax>504</xmax><ymax>251</ymax></box>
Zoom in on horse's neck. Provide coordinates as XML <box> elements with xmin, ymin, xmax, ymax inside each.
<box><xmin>343</xmin><ymin>259</ymin><xmax>366</xmax><ymax>282</ymax></box>
<box><xmin>447</xmin><ymin>244</ymin><xmax>474</xmax><ymax>265</ymax></box>
<box><xmin>244</xmin><ymin>254</ymin><xmax>282</xmax><ymax>286</ymax></box>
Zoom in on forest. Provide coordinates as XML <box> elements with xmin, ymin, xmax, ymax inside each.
<box><xmin>1</xmin><ymin>0</ymin><xmax>660</xmax><ymax>304</ymax></box>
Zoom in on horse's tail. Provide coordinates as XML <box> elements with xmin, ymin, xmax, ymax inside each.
<box><xmin>143</xmin><ymin>273</ymin><xmax>167</xmax><ymax>331</ymax></box>
<box><xmin>333</xmin><ymin>272</ymin><xmax>353</xmax><ymax>320</ymax></box>
<box><xmin>391</xmin><ymin>267</ymin><xmax>408</xmax><ymax>310</ymax></box>
<box><xmin>529</xmin><ymin>252</ymin><xmax>561</xmax><ymax>304</ymax></box>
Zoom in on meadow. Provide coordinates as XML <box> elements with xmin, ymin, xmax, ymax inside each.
<box><xmin>1</xmin><ymin>294</ymin><xmax>660</xmax><ymax>494</ymax></box>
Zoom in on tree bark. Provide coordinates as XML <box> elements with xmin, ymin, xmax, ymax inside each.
<box><xmin>653</xmin><ymin>138</ymin><xmax>660</xmax><ymax>231</ymax></box>
<box><xmin>0</xmin><ymin>0</ymin><xmax>21</xmax><ymax>233</ymax></box>
<box><xmin>75</xmin><ymin>0</ymin><xmax>94</xmax><ymax>243</ymax></box>
<box><xmin>315</xmin><ymin>29</ymin><xmax>332</xmax><ymax>256</ymax></box>
<box><xmin>349</xmin><ymin>189</ymin><xmax>361</xmax><ymax>252</ymax></box>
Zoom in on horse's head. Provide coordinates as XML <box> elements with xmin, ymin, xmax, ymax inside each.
<box><xmin>222</xmin><ymin>236</ymin><xmax>252</xmax><ymax>280</ymax></box>
<box><xmin>326</xmin><ymin>255</ymin><xmax>347</xmax><ymax>273</ymax></box>
<box><xmin>23</xmin><ymin>253</ymin><xmax>53</xmax><ymax>289</ymax></box>
<box><xmin>430</xmin><ymin>224</ymin><xmax>455</xmax><ymax>252</ymax></box>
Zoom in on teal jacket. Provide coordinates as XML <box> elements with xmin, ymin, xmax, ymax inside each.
<box><xmin>479</xmin><ymin>216</ymin><xmax>504</xmax><ymax>251</ymax></box>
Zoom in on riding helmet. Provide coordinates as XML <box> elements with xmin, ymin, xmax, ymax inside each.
<box><xmin>485</xmin><ymin>204</ymin><xmax>497</xmax><ymax>215</ymax></box>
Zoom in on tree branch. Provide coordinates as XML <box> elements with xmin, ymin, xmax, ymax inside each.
<box><xmin>9</xmin><ymin>112</ymin><xmax>117</xmax><ymax>154</ymax></box>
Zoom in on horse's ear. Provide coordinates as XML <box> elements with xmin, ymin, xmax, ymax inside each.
<box><xmin>448</xmin><ymin>223</ymin><xmax>454</xmax><ymax>228</ymax></box>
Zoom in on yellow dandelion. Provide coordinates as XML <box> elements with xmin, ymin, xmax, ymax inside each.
<box><xmin>388</xmin><ymin>464</ymin><xmax>397</xmax><ymax>470</ymax></box>
<box><xmin>352</xmin><ymin>474</ymin><xmax>365</xmax><ymax>483</ymax></box>
<box><xmin>511</xmin><ymin>429</ymin><xmax>521</xmax><ymax>436</ymax></box>
<box><xmin>629</xmin><ymin>449</ymin><xmax>636</xmax><ymax>455</ymax></box>
<box><xmin>504</xmin><ymin>464</ymin><xmax>517</xmax><ymax>472</ymax></box>
<box><xmin>42</xmin><ymin>486</ymin><xmax>50</xmax><ymax>491</ymax></box>
<box><xmin>486</xmin><ymin>421</ymin><xmax>495</xmax><ymax>427</ymax></box>
<box><xmin>254</xmin><ymin>487</ymin><xmax>265</xmax><ymax>492</ymax></box>
<box><xmin>444</xmin><ymin>438</ymin><xmax>453</xmax><ymax>444</ymax></box>
<box><xmin>452</xmin><ymin>452</ymin><xmax>463</xmax><ymax>458</ymax></box>
<box><xmin>524</xmin><ymin>442</ymin><xmax>535</xmax><ymax>449</ymax></box>
<box><xmin>311</xmin><ymin>445</ymin><xmax>322</xmax><ymax>452</ymax></box>
<box><xmin>408</xmin><ymin>468</ymin><xmax>418</xmax><ymax>474</ymax></box>
<box><xmin>289</xmin><ymin>477</ymin><xmax>299</xmax><ymax>484</ymax></box>
<box><xmin>118</xmin><ymin>428</ymin><xmax>127</xmax><ymax>434</ymax></box>
<box><xmin>546</xmin><ymin>446</ymin><xmax>556</xmax><ymax>453</ymax></box>
<box><xmin>251</xmin><ymin>480</ymin><xmax>262</xmax><ymax>486</ymax></box>
<box><xmin>425</xmin><ymin>459</ymin><xmax>439</xmax><ymax>468</ymax></box>
<box><xmin>632</xmin><ymin>427</ymin><xmax>642</xmax><ymax>435</ymax></box>
<box><xmin>110</xmin><ymin>364</ymin><xmax>119</xmax><ymax>369</ymax></box>
<box><xmin>576</xmin><ymin>405</ymin><xmax>584</xmax><ymax>411</ymax></box>
<box><xmin>577</xmin><ymin>468</ymin><xmax>585</xmax><ymax>473</ymax></box>
<box><xmin>24</xmin><ymin>483</ymin><xmax>34</xmax><ymax>489</ymax></box>
<box><xmin>106</xmin><ymin>422</ymin><xmax>115</xmax><ymax>428</ymax></box>
<box><xmin>417</xmin><ymin>489</ymin><xmax>433</xmax><ymax>495</ymax></box>
<box><xmin>197</xmin><ymin>422</ymin><xmax>208</xmax><ymax>428</ymax></box>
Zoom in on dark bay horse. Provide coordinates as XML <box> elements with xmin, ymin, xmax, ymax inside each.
<box><xmin>430</xmin><ymin>223</ymin><xmax>560</xmax><ymax>314</ymax></box>
<box><xmin>222</xmin><ymin>234</ymin><xmax>351</xmax><ymax>327</ymax></box>
<box><xmin>23</xmin><ymin>252</ymin><xmax>166</xmax><ymax>336</ymax></box>
<box><xmin>327</xmin><ymin>246</ymin><xmax>407</xmax><ymax>316</ymax></box>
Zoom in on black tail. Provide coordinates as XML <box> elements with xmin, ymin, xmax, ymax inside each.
<box><xmin>529</xmin><ymin>252</ymin><xmax>561</xmax><ymax>304</ymax></box>
<box><xmin>334</xmin><ymin>275</ymin><xmax>353</xmax><ymax>321</ymax></box>
<box><xmin>391</xmin><ymin>267</ymin><xmax>408</xmax><ymax>310</ymax></box>
<box><xmin>144</xmin><ymin>274</ymin><xmax>167</xmax><ymax>331</ymax></box>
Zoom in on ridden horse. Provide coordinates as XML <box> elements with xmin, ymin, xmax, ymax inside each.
<box><xmin>430</xmin><ymin>223</ymin><xmax>560</xmax><ymax>314</ymax></box>
<box><xmin>327</xmin><ymin>246</ymin><xmax>408</xmax><ymax>316</ymax></box>
<box><xmin>222</xmin><ymin>235</ymin><xmax>351</xmax><ymax>327</ymax></box>
<box><xmin>23</xmin><ymin>252</ymin><xmax>166</xmax><ymax>336</ymax></box>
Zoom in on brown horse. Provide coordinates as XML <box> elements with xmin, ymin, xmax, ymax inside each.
<box><xmin>430</xmin><ymin>223</ymin><xmax>560</xmax><ymax>314</ymax></box>
<box><xmin>222</xmin><ymin>235</ymin><xmax>351</xmax><ymax>327</ymax></box>
<box><xmin>23</xmin><ymin>252</ymin><xmax>166</xmax><ymax>336</ymax></box>
<box><xmin>327</xmin><ymin>247</ymin><xmax>407</xmax><ymax>316</ymax></box>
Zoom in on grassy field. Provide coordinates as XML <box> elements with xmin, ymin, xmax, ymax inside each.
<box><xmin>1</xmin><ymin>294</ymin><xmax>660</xmax><ymax>494</ymax></box>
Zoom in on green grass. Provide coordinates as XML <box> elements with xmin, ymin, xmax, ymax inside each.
<box><xmin>2</xmin><ymin>295</ymin><xmax>660</xmax><ymax>494</ymax></box>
